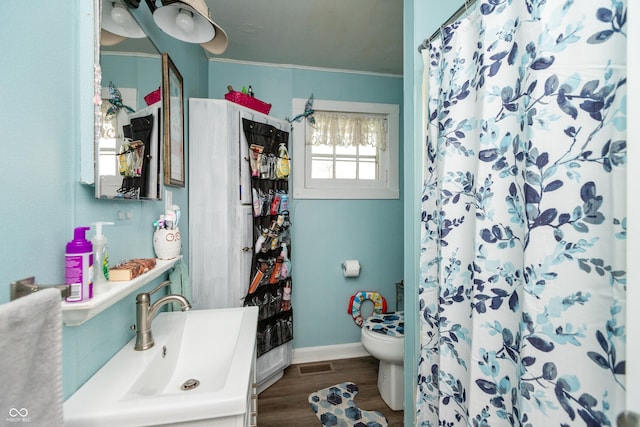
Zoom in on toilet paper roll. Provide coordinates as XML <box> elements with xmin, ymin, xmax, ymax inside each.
<box><xmin>342</xmin><ymin>260</ymin><xmax>361</xmax><ymax>277</ymax></box>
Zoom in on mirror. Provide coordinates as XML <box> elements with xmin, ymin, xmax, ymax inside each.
<box><xmin>96</xmin><ymin>3</ymin><xmax>163</xmax><ymax>200</ymax></box>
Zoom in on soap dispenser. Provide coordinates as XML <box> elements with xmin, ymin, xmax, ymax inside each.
<box><xmin>92</xmin><ymin>222</ymin><xmax>114</xmax><ymax>295</ymax></box>
<box><xmin>65</xmin><ymin>226</ymin><xmax>93</xmax><ymax>302</ymax></box>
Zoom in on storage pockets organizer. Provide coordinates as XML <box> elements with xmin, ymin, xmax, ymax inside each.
<box><xmin>257</xmin><ymin>311</ymin><xmax>294</xmax><ymax>356</ymax></box>
<box><xmin>241</xmin><ymin>118</ymin><xmax>293</xmax><ymax>357</ymax></box>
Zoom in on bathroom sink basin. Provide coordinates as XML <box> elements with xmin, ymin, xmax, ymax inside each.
<box><xmin>64</xmin><ymin>306</ymin><xmax>259</xmax><ymax>427</ymax></box>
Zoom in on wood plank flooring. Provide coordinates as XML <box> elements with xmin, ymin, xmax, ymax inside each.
<box><xmin>257</xmin><ymin>356</ymin><xmax>404</xmax><ymax>426</ymax></box>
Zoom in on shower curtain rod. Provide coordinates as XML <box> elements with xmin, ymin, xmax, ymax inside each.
<box><xmin>417</xmin><ymin>0</ymin><xmax>478</xmax><ymax>53</ymax></box>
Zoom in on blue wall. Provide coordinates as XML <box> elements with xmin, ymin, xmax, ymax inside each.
<box><xmin>208</xmin><ymin>61</ymin><xmax>404</xmax><ymax>348</ymax></box>
<box><xmin>100</xmin><ymin>54</ymin><xmax>162</xmax><ymax>109</ymax></box>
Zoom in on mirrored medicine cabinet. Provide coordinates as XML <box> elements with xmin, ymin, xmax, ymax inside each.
<box><xmin>95</xmin><ymin>1</ymin><xmax>163</xmax><ymax>201</ymax></box>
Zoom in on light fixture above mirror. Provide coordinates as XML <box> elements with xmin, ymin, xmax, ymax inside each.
<box><xmin>102</xmin><ymin>1</ymin><xmax>146</xmax><ymax>39</ymax></box>
<box><xmin>153</xmin><ymin>3</ymin><xmax>215</xmax><ymax>43</ymax></box>
<box><xmin>125</xmin><ymin>0</ymin><xmax>229</xmax><ymax>54</ymax></box>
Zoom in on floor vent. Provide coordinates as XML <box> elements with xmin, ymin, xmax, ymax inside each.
<box><xmin>298</xmin><ymin>362</ymin><xmax>334</xmax><ymax>376</ymax></box>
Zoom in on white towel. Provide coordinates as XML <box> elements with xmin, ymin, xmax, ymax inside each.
<box><xmin>0</xmin><ymin>288</ymin><xmax>63</xmax><ymax>427</ymax></box>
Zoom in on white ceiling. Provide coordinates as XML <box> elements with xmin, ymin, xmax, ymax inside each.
<box><xmin>105</xmin><ymin>1</ymin><xmax>403</xmax><ymax>75</ymax></box>
<box><xmin>202</xmin><ymin>0</ymin><xmax>403</xmax><ymax>75</ymax></box>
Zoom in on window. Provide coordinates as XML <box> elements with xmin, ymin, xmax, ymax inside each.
<box><xmin>292</xmin><ymin>98</ymin><xmax>399</xmax><ymax>199</ymax></box>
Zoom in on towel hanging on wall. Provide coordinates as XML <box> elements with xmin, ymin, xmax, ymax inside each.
<box><xmin>0</xmin><ymin>289</ymin><xmax>63</xmax><ymax>426</ymax></box>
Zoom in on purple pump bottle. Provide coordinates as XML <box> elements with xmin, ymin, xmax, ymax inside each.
<box><xmin>65</xmin><ymin>226</ymin><xmax>94</xmax><ymax>302</ymax></box>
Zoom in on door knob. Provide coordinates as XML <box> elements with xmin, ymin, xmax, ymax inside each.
<box><xmin>618</xmin><ymin>411</ymin><xmax>640</xmax><ymax>427</ymax></box>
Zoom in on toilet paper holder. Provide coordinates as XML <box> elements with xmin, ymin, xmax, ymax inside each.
<box><xmin>342</xmin><ymin>260</ymin><xmax>361</xmax><ymax>277</ymax></box>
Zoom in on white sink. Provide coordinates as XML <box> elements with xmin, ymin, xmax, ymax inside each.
<box><xmin>65</xmin><ymin>306</ymin><xmax>259</xmax><ymax>427</ymax></box>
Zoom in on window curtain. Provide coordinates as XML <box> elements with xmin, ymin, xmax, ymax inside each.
<box><xmin>418</xmin><ymin>1</ymin><xmax>627</xmax><ymax>426</ymax></box>
<box><xmin>308</xmin><ymin>111</ymin><xmax>387</xmax><ymax>150</ymax></box>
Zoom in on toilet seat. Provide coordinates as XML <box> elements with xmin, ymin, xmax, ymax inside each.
<box><xmin>348</xmin><ymin>291</ymin><xmax>387</xmax><ymax>327</ymax></box>
<box><xmin>363</xmin><ymin>312</ymin><xmax>404</xmax><ymax>337</ymax></box>
<box><xmin>361</xmin><ymin>311</ymin><xmax>404</xmax><ymax>360</ymax></box>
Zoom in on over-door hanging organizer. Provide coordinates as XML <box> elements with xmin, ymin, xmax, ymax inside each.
<box><xmin>241</xmin><ymin>118</ymin><xmax>293</xmax><ymax>357</ymax></box>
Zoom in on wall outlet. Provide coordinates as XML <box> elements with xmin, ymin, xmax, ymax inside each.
<box><xmin>116</xmin><ymin>209</ymin><xmax>133</xmax><ymax>221</ymax></box>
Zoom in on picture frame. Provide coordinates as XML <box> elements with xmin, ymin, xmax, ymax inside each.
<box><xmin>162</xmin><ymin>53</ymin><xmax>185</xmax><ymax>187</ymax></box>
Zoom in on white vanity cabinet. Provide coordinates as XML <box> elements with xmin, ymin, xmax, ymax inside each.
<box><xmin>205</xmin><ymin>352</ymin><xmax>257</xmax><ymax>427</ymax></box>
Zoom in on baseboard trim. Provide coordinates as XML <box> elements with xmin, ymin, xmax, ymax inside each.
<box><xmin>292</xmin><ymin>342</ymin><xmax>371</xmax><ymax>365</ymax></box>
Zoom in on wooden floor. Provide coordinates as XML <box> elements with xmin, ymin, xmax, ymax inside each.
<box><xmin>257</xmin><ymin>356</ymin><xmax>404</xmax><ymax>426</ymax></box>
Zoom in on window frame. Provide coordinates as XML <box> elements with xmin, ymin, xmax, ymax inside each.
<box><xmin>291</xmin><ymin>98</ymin><xmax>400</xmax><ymax>199</ymax></box>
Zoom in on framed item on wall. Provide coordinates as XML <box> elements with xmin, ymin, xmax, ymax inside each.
<box><xmin>162</xmin><ymin>53</ymin><xmax>185</xmax><ymax>187</ymax></box>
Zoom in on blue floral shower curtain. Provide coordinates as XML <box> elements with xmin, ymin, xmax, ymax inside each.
<box><xmin>418</xmin><ymin>1</ymin><xmax>627</xmax><ymax>426</ymax></box>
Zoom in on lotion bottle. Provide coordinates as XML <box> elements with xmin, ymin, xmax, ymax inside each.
<box><xmin>65</xmin><ymin>226</ymin><xmax>93</xmax><ymax>302</ymax></box>
<box><xmin>276</xmin><ymin>143</ymin><xmax>290</xmax><ymax>179</ymax></box>
<box><xmin>92</xmin><ymin>222</ymin><xmax>114</xmax><ymax>295</ymax></box>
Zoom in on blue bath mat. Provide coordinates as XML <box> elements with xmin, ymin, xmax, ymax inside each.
<box><xmin>308</xmin><ymin>382</ymin><xmax>388</xmax><ymax>427</ymax></box>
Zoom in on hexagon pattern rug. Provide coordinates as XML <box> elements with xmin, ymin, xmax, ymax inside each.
<box><xmin>308</xmin><ymin>382</ymin><xmax>388</xmax><ymax>427</ymax></box>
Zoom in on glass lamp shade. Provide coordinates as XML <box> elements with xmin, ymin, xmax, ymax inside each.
<box><xmin>153</xmin><ymin>3</ymin><xmax>215</xmax><ymax>43</ymax></box>
<box><xmin>102</xmin><ymin>1</ymin><xmax>146</xmax><ymax>39</ymax></box>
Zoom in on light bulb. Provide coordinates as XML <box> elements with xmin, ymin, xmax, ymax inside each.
<box><xmin>175</xmin><ymin>9</ymin><xmax>195</xmax><ymax>34</ymax></box>
<box><xmin>111</xmin><ymin>3</ymin><xmax>130</xmax><ymax>26</ymax></box>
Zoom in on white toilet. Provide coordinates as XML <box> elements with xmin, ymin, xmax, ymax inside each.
<box><xmin>361</xmin><ymin>311</ymin><xmax>404</xmax><ymax>411</ymax></box>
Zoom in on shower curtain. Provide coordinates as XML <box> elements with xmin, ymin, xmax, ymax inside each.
<box><xmin>418</xmin><ymin>1</ymin><xmax>627</xmax><ymax>426</ymax></box>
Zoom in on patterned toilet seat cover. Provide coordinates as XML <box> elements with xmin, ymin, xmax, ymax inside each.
<box><xmin>363</xmin><ymin>311</ymin><xmax>404</xmax><ymax>337</ymax></box>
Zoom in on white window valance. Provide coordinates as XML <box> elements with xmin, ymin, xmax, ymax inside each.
<box><xmin>308</xmin><ymin>111</ymin><xmax>388</xmax><ymax>151</ymax></box>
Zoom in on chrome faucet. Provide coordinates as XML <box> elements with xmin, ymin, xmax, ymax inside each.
<box><xmin>134</xmin><ymin>280</ymin><xmax>191</xmax><ymax>351</ymax></box>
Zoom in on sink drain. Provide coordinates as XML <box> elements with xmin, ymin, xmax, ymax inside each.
<box><xmin>181</xmin><ymin>379</ymin><xmax>200</xmax><ymax>391</ymax></box>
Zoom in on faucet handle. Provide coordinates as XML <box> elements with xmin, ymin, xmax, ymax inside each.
<box><xmin>136</xmin><ymin>280</ymin><xmax>172</xmax><ymax>303</ymax></box>
<box><xmin>148</xmin><ymin>280</ymin><xmax>172</xmax><ymax>296</ymax></box>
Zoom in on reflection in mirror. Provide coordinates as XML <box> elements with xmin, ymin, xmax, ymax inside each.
<box><xmin>97</xmin><ymin>8</ymin><xmax>163</xmax><ymax>200</ymax></box>
<box><xmin>98</xmin><ymin>100</ymin><xmax>161</xmax><ymax>199</ymax></box>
